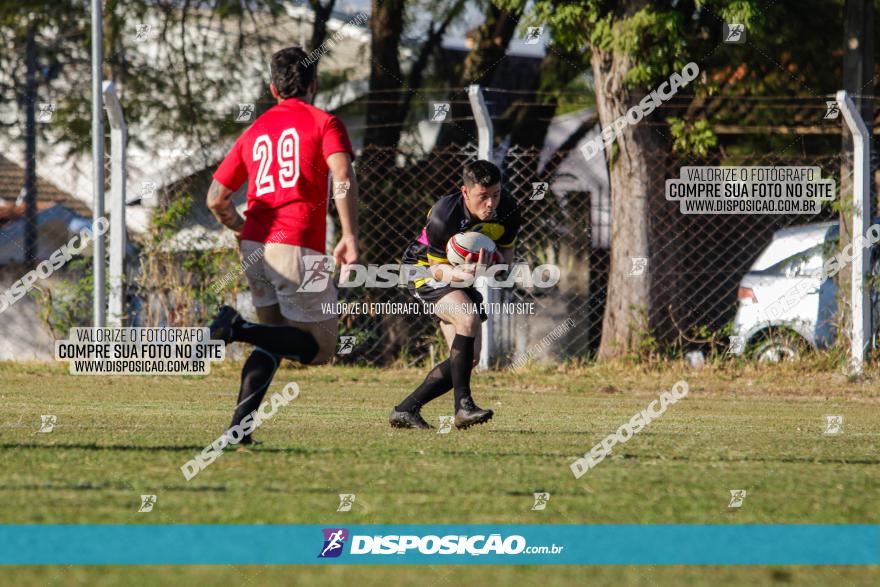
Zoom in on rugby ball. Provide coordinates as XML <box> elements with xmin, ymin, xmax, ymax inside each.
<box><xmin>446</xmin><ymin>231</ymin><xmax>497</xmax><ymax>265</ymax></box>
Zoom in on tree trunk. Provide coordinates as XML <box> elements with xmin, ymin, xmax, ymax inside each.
<box><xmin>434</xmin><ymin>3</ymin><xmax>521</xmax><ymax>148</ymax></box>
<box><xmin>459</xmin><ymin>4</ymin><xmax>519</xmax><ymax>83</ymax></box>
<box><xmin>363</xmin><ymin>1</ymin><xmax>462</xmax><ymax>150</ymax></box>
<box><xmin>400</xmin><ymin>2</ymin><xmax>465</xmax><ymax>128</ymax></box>
<box><xmin>308</xmin><ymin>0</ymin><xmax>336</xmax><ymax>53</ymax></box>
<box><xmin>364</xmin><ymin>0</ymin><xmax>405</xmax><ymax>148</ymax></box>
<box><xmin>593</xmin><ymin>47</ymin><xmax>666</xmax><ymax>360</ymax></box>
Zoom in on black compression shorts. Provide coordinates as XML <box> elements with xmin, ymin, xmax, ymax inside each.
<box><xmin>406</xmin><ymin>282</ymin><xmax>488</xmax><ymax>324</ymax></box>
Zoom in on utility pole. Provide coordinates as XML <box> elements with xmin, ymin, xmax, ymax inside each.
<box><xmin>24</xmin><ymin>21</ymin><xmax>38</xmax><ymax>265</ymax></box>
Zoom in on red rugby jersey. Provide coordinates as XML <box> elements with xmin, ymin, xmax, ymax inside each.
<box><xmin>212</xmin><ymin>97</ymin><xmax>354</xmax><ymax>252</ymax></box>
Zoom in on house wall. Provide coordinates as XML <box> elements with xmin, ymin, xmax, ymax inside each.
<box><xmin>0</xmin><ymin>264</ymin><xmax>58</xmax><ymax>361</ymax></box>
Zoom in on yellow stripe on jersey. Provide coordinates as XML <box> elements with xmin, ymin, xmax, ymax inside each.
<box><xmin>498</xmin><ymin>237</ymin><xmax>517</xmax><ymax>249</ymax></box>
<box><xmin>426</xmin><ymin>252</ymin><xmax>449</xmax><ymax>263</ymax></box>
<box><xmin>470</xmin><ymin>222</ymin><xmax>506</xmax><ymax>241</ymax></box>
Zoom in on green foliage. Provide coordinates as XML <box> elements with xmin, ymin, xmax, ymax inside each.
<box><xmin>33</xmin><ymin>255</ymin><xmax>96</xmax><ymax>339</ymax></box>
<box><xmin>150</xmin><ymin>193</ymin><xmax>195</xmax><ymax>242</ymax></box>
<box><xmin>667</xmin><ymin>117</ymin><xmax>718</xmax><ymax>157</ymax></box>
<box><xmin>714</xmin><ymin>0</ymin><xmax>757</xmax><ymax>24</ymax></box>
<box><xmin>139</xmin><ymin>191</ymin><xmax>240</xmax><ymax>326</ymax></box>
<box><xmin>589</xmin><ymin>13</ymin><xmax>614</xmax><ymax>52</ymax></box>
<box><xmin>511</xmin><ymin>1</ymin><xmax>692</xmax><ymax>88</ymax></box>
<box><xmin>615</xmin><ymin>8</ymin><xmax>688</xmax><ymax>87</ymax></box>
<box><xmin>513</xmin><ymin>0</ymin><xmax>860</xmax><ymax>99</ymax></box>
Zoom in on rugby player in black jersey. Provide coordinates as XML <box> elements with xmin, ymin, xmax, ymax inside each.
<box><xmin>390</xmin><ymin>160</ymin><xmax>521</xmax><ymax>430</ymax></box>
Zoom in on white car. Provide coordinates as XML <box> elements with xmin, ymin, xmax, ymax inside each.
<box><xmin>731</xmin><ymin>220</ymin><xmax>879</xmax><ymax>362</ymax></box>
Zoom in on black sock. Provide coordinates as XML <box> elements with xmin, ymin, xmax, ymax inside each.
<box><xmin>395</xmin><ymin>360</ymin><xmax>452</xmax><ymax>412</ymax></box>
<box><xmin>230</xmin><ymin>348</ymin><xmax>279</xmax><ymax>435</ymax></box>
<box><xmin>450</xmin><ymin>334</ymin><xmax>475</xmax><ymax>411</ymax></box>
<box><xmin>231</xmin><ymin>321</ymin><xmax>319</xmax><ymax>363</ymax></box>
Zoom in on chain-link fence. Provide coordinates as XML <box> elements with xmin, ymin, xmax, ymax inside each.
<box><xmin>2</xmin><ymin>109</ymin><xmax>866</xmax><ymax>367</ymax></box>
<box><xmin>647</xmin><ymin>152</ymin><xmax>844</xmax><ymax>355</ymax></box>
<box><xmin>338</xmin><ymin>143</ymin><xmax>847</xmax><ymax>365</ymax></box>
<box><xmin>0</xmin><ymin>137</ymin><xmax>855</xmax><ymax>365</ymax></box>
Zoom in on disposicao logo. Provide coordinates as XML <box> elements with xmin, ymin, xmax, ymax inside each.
<box><xmin>318</xmin><ymin>528</ymin><xmax>349</xmax><ymax>558</ymax></box>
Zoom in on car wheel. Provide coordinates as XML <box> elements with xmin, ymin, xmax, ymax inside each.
<box><xmin>752</xmin><ymin>334</ymin><xmax>805</xmax><ymax>364</ymax></box>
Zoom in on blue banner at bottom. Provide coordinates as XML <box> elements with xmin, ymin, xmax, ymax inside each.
<box><xmin>0</xmin><ymin>524</ymin><xmax>877</xmax><ymax>565</ymax></box>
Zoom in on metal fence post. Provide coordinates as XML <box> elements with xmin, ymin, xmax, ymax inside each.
<box><xmin>468</xmin><ymin>84</ymin><xmax>496</xmax><ymax>369</ymax></box>
<box><xmin>91</xmin><ymin>0</ymin><xmax>105</xmax><ymax>327</ymax></box>
<box><xmin>103</xmin><ymin>81</ymin><xmax>127</xmax><ymax>327</ymax></box>
<box><xmin>837</xmin><ymin>90</ymin><xmax>871</xmax><ymax>375</ymax></box>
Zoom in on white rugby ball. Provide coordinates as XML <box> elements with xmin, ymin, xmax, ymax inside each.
<box><xmin>446</xmin><ymin>231</ymin><xmax>497</xmax><ymax>265</ymax></box>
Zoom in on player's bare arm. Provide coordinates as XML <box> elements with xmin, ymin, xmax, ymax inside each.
<box><xmin>206</xmin><ymin>180</ymin><xmax>244</xmax><ymax>236</ymax></box>
<box><xmin>327</xmin><ymin>151</ymin><xmax>360</xmax><ymax>267</ymax></box>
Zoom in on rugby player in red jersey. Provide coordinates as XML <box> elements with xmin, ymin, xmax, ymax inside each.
<box><xmin>206</xmin><ymin>46</ymin><xmax>358</xmax><ymax>446</ymax></box>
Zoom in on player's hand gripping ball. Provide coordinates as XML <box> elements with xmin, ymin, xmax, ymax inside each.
<box><xmin>446</xmin><ymin>231</ymin><xmax>498</xmax><ymax>265</ymax></box>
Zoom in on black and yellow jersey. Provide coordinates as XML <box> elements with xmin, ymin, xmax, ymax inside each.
<box><xmin>401</xmin><ymin>192</ymin><xmax>521</xmax><ymax>287</ymax></box>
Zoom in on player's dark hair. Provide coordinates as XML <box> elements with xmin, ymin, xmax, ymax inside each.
<box><xmin>270</xmin><ymin>46</ymin><xmax>316</xmax><ymax>99</ymax></box>
<box><xmin>462</xmin><ymin>160</ymin><xmax>501</xmax><ymax>188</ymax></box>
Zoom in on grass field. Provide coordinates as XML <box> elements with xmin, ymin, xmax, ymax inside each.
<box><xmin>1</xmin><ymin>357</ymin><xmax>878</xmax><ymax>585</ymax></box>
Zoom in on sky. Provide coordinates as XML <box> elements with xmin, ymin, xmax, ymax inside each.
<box><xmin>332</xmin><ymin>0</ymin><xmax>547</xmax><ymax>57</ymax></box>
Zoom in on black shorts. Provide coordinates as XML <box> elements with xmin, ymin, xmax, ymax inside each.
<box><xmin>407</xmin><ymin>283</ymin><xmax>488</xmax><ymax>324</ymax></box>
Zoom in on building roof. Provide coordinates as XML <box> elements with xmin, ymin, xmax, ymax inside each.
<box><xmin>0</xmin><ymin>154</ymin><xmax>90</xmax><ymax>221</ymax></box>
